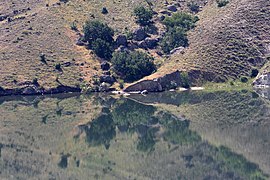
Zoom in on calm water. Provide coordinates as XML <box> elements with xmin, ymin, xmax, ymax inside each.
<box><xmin>0</xmin><ymin>90</ymin><xmax>270</xmax><ymax>179</ymax></box>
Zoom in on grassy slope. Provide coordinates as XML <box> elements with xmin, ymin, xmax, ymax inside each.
<box><xmin>1</xmin><ymin>0</ymin><xmax>270</xmax><ymax>90</ymax></box>
<box><xmin>147</xmin><ymin>0</ymin><xmax>270</xmax><ymax>84</ymax></box>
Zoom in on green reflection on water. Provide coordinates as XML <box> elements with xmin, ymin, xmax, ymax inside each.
<box><xmin>0</xmin><ymin>90</ymin><xmax>269</xmax><ymax>179</ymax></box>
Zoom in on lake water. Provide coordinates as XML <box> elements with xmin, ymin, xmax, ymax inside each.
<box><xmin>0</xmin><ymin>90</ymin><xmax>270</xmax><ymax>179</ymax></box>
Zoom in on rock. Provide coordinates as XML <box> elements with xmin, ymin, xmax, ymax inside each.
<box><xmin>99</xmin><ymin>82</ymin><xmax>110</xmax><ymax>92</ymax></box>
<box><xmin>144</xmin><ymin>38</ymin><xmax>158</xmax><ymax>49</ymax></box>
<box><xmin>100</xmin><ymin>75</ymin><xmax>116</xmax><ymax>84</ymax></box>
<box><xmin>22</xmin><ymin>86</ymin><xmax>39</xmax><ymax>95</ymax></box>
<box><xmin>124</xmin><ymin>70</ymin><xmax>190</xmax><ymax>92</ymax></box>
<box><xmin>76</xmin><ymin>39</ymin><xmax>85</xmax><ymax>46</ymax></box>
<box><xmin>159</xmin><ymin>10</ymin><xmax>171</xmax><ymax>16</ymax></box>
<box><xmin>0</xmin><ymin>15</ymin><xmax>8</xmax><ymax>21</ymax></box>
<box><xmin>170</xmin><ymin>46</ymin><xmax>185</xmax><ymax>55</ymax></box>
<box><xmin>116</xmin><ymin>35</ymin><xmax>128</xmax><ymax>47</ymax></box>
<box><xmin>133</xmin><ymin>28</ymin><xmax>147</xmax><ymax>41</ymax></box>
<box><xmin>141</xmin><ymin>90</ymin><xmax>148</xmax><ymax>94</ymax></box>
<box><xmin>253</xmin><ymin>73</ymin><xmax>270</xmax><ymax>88</ymax></box>
<box><xmin>167</xmin><ymin>5</ymin><xmax>177</xmax><ymax>12</ymax></box>
<box><xmin>100</xmin><ymin>61</ymin><xmax>110</xmax><ymax>71</ymax></box>
<box><xmin>138</xmin><ymin>41</ymin><xmax>148</xmax><ymax>49</ymax></box>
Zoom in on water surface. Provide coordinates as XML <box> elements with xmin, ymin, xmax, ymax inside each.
<box><xmin>0</xmin><ymin>90</ymin><xmax>270</xmax><ymax>179</ymax></box>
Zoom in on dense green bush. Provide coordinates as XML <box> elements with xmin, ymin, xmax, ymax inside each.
<box><xmin>92</xmin><ymin>38</ymin><xmax>113</xmax><ymax>59</ymax></box>
<box><xmin>83</xmin><ymin>20</ymin><xmax>114</xmax><ymax>59</ymax></box>
<box><xmin>216</xmin><ymin>0</ymin><xmax>229</xmax><ymax>7</ymax></box>
<box><xmin>160</xmin><ymin>27</ymin><xmax>188</xmax><ymax>54</ymax></box>
<box><xmin>162</xmin><ymin>12</ymin><xmax>199</xmax><ymax>30</ymax></box>
<box><xmin>161</xmin><ymin>13</ymin><xmax>198</xmax><ymax>54</ymax></box>
<box><xmin>111</xmin><ymin>50</ymin><xmax>156</xmax><ymax>82</ymax></box>
<box><xmin>133</xmin><ymin>6</ymin><xmax>153</xmax><ymax>26</ymax></box>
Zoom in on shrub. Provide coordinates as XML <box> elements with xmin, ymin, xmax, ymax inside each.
<box><xmin>111</xmin><ymin>50</ymin><xmax>156</xmax><ymax>82</ymax></box>
<box><xmin>55</xmin><ymin>63</ymin><xmax>61</xmax><ymax>71</ymax></box>
<box><xmin>160</xmin><ymin>27</ymin><xmax>188</xmax><ymax>54</ymax></box>
<box><xmin>180</xmin><ymin>72</ymin><xmax>191</xmax><ymax>88</ymax></box>
<box><xmin>188</xmin><ymin>2</ymin><xmax>200</xmax><ymax>13</ymax></box>
<box><xmin>84</xmin><ymin>20</ymin><xmax>114</xmax><ymax>43</ymax></box>
<box><xmin>92</xmin><ymin>38</ymin><xmax>113</xmax><ymax>59</ymax></box>
<box><xmin>133</xmin><ymin>6</ymin><xmax>153</xmax><ymax>26</ymax></box>
<box><xmin>101</xmin><ymin>7</ymin><xmax>108</xmax><ymax>14</ymax></box>
<box><xmin>39</xmin><ymin>53</ymin><xmax>46</xmax><ymax>64</ymax></box>
<box><xmin>250</xmin><ymin>69</ymin><xmax>259</xmax><ymax>78</ymax></box>
<box><xmin>216</xmin><ymin>0</ymin><xmax>229</xmax><ymax>7</ymax></box>
<box><xmin>83</xmin><ymin>20</ymin><xmax>114</xmax><ymax>59</ymax></box>
<box><xmin>240</xmin><ymin>76</ymin><xmax>248</xmax><ymax>83</ymax></box>
<box><xmin>70</xmin><ymin>21</ymin><xmax>78</xmax><ymax>31</ymax></box>
<box><xmin>162</xmin><ymin>12</ymin><xmax>199</xmax><ymax>30</ymax></box>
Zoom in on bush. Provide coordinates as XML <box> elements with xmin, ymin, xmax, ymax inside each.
<box><xmin>188</xmin><ymin>2</ymin><xmax>200</xmax><ymax>13</ymax></box>
<box><xmin>160</xmin><ymin>27</ymin><xmax>188</xmax><ymax>54</ymax></box>
<box><xmin>101</xmin><ymin>7</ymin><xmax>108</xmax><ymax>14</ymax></box>
<box><xmin>240</xmin><ymin>76</ymin><xmax>248</xmax><ymax>83</ymax></box>
<box><xmin>250</xmin><ymin>69</ymin><xmax>259</xmax><ymax>78</ymax></box>
<box><xmin>162</xmin><ymin>12</ymin><xmax>199</xmax><ymax>30</ymax></box>
<box><xmin>83</xmin><ymin>20</ymin><xmax>114</xmax><ymax>43</ymax></box>
<box><xmin>161</xmin><ymin>13</ymin><xmax>198</xmax><ymax>54</ymax></box>
<box><xmin>180</xmin><ymin>72</ymin><xmax>191</xmax><ymax>88</ymax></box>
<box><xmin>216</xmin><ymin>0</ymin><xmax>229</xmax><ymax>7</ymax></box>
<box><xmin>83</xmin><ymin>20</ymin><xmax>114</xmax><ymax>59</ymax></box>
<box><xmin>92</xmin><ymin>38</ymin><xmax>113</xmax><ymax>59</ymax></box>
<box><xmin>70</xmin><ymin>21</ymin><xmax>78</xmax><ymax>31</ymax></box>
<box><xmin>55</xmin><ymin>63</ymin><xmax>61</xmax><ymax>71</ymax></box>
<box><xmin>133</xmin><ymin>6</ymin><xmax>153</xmax><ymax>26</ymax></box>
<box><xmin>111</xmin><ymin>50</ymin><xmax>156</xmax><ymax>82</ymax></box>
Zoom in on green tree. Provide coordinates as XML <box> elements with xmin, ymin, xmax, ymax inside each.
<box><xmin>133</xmin><ymin>6</ymin><xmax>153</xmax><ymax>26</ymax></box>
<box><xmin>83</xmin><ymin>20</ymin><xmax>114</xmax><ymax>59</ymax></box>
<box><xmin>92</xmin><ymin>38</ymin><xmax>113</xmax><ymax>59</ymax></box>
<box><xmin>111</xmin><ymin>51</ymin><xmax>156</xmax><ymax>82</ymax></box>
<box><xmin>160</xmin><ymin>27</ymin><xmax>188</xmax><ymax>54</ymax></box>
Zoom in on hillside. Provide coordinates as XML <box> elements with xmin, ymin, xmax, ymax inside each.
<box><xmin>1</xmin><ymin>0</ymin><xmax>270</xmax><ymax>94</ymax></box>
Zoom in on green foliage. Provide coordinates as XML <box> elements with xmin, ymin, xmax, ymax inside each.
<box><xmin>162</xmin><ymin>12</ymin><xmax>199</xmax><ymax>30</ymax></box>
<box><xmin>83</xmin><ymin>20</ymin><xmax>114</xmax><ymax>59</ymax></box>
<box><xmin>216</xmin><ymin>0</ymin><xmax>229</xmax><ymax>7</ymax></box>
<box><xmin>55</xmin><ymin>63</ymin><xmax>61</xmax><ymax>71</ymax></box>
<box><xmin>101</xmin><ymin>7</ymin><xmax>108</xmax><ymax>14</ymax></box>
<box><xmin>70</xmin><ymin>21</ymin><xmax>78</xmax><ymax>31</ymax></box>
<box><xmin>216</xmin><ymin>146</ymin><xmax>268</xmax><ymax>179</ymax></box>
<box><xmin>133</xmin><ymin>6</ymin><xmax>153</xmax><ymax>26</ymax></box>
<box><xmin>180</xmin><ymin>72</ymin><xmax>191</xmax><ymax>88</ymax></box>
<box><xmin>112</xmin><ymin>99</ymin><xmax>156</xmax><ymax>128</ymax></box>
<box><xmin>240</xmin><ymin>76</ymin><xmax>248</xmax><ymax>83</ymax></box>
<box><xmin>111</xmin><ymin>50</ymin><xmax>156</xmax><ymax>82</ymax></box>
<box><xmin>92</xmin><ymin>38</ymin><xmax>113</xmax><ymax>59</ymax></box>
<box><xmin>188</xmin><ymin>1</ymin><xmax>200</xmax><ymax>13</ymax></box>
<box><xmin>137</xmin><ymin>127</ymin><xmax>157</xmax><ymax>152</ymax></box>
<box><xmin>85</xmin><ymin>114</ymin><xmax>116</xmax><ymax>148</ymax></box>
<box><xmin>251</xmin><ymin>69</ymin><xmax>259</xmax><ymax>78</ymax></box>
<box><xmin>161</xmin><ymin>13</ymin><xmax>198</xmax><ymax>54</ymax></box>
<box><xmin>160</xmin><ymin>113</ymin><xmax>201</xmax><ymax>145</ymax></box>
<box><xmin>160</xmin><ymin>27</ymin><xmax>188</xmax><ymax>54</ymax></box>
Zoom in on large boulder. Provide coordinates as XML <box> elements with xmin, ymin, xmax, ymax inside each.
<box><xmin>100</xmin><ymin>61</ymin><xmax>110</xmax><ymax>71</ymax></box>
<box><xmin>170</xmin><ymin>46</ymin><xmax>185</xmax><ymax>55</ymax></box>
<box><xmin>133</xmin><ymin>28</ymin><xmax>147</xmax><ymax>41</ymax></box>
<box><xmin>116</xmin><ymin>35</ymin><xmax>128</xmax><ymax>47</ymax></box>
